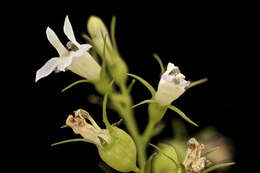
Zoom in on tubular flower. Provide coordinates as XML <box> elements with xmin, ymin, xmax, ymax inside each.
<box><xmin>66</xmin><ymin>109</ymin><xmax>111</xmax><ymax>146</ymax></box>
<box><xmin>183</xmin><ymin>138</ymin><xmax>211</xmax><ymax>173</ymax></box>
<box><xmin>35</xmin><ymin>16</ymin><xmax>101</xmax><ymax>82</ymax></box>
<box><xmin>155</xmin><ymin>62</ymin><xmax>190</xmax><ymax>106</ymax></box>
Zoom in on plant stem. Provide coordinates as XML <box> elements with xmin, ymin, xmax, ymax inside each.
<box><xmin>110</xmin><ymin>84</ymin><xmax>146</xmax><ymax>171</ymax></box>
<box><xmin>142</xmin><ymin>120</ymin><xmax>155</xmax><ymax>143</ymax></box>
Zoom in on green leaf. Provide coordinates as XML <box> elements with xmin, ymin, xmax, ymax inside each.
<box><xmin>51</xmin><ymin>138</ymin><xmax>89</xmax><ymax>146</ymax></box>
<box><xmin>201</xmin><ymin>146</ymin><xmax>219</xmax><ymax>157</ymax></box>
<box><xmin>149</xmin><ymin>144</ymin><xmax>178</xmax><ymax>167</ymax></box>
<box><xmin>110</xmin><ymin>16</ymin><xmax>118</xmax><ymax>52</ymax></box>
<box><xmin>132</xmin><ymin>99</ymin><xmax>156</xmax><ymax>109</ymax></box>
<box><xmin>202</xmin><ymin>162</ymin><xmax>235</xmax><ymax>173</ymax></box>
<box><xmin>62</xmin><ymin>80</ymin><xmax>90</xmax><ymax>92</ymax></box>
<box><xmin>167</xmin><ymin>105</ymin><xmax>198</xmax><ymax>127</ymax></box>
<box><xmin>153</xmin><ymin>53</ymin><xmax>165</xmax><ymax>74</ymax></box>
<box><xmin>144</xmin><ymin>152</ymin><xmax>157</xmax><ymax>173</ymax></box>
<box><xmin>127</xmin><ymin>73</ymin><xmax>156</xmax><ymax>96</ymax></box>
<box><xmin>186</xmin><ymin>78</ymin><xmax>208</xmax><ymax>90</ymax></box>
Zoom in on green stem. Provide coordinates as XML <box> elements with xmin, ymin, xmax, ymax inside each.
<box><xmin>142</xmin><ymin>121</ymin><xmax>156</xmax><ymax>143</ymax></box>
<box><xmin>115</xmin><ymin>84</ymin><xmax>146</xmax><ymax>171</ymax></box>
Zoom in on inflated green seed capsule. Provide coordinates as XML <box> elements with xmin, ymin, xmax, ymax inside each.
<box><xmin>98</xmin><ymin>126</ymin><xmax>138</xmax><ymax>172</ymax></box>
<box><xmin>152</xmin><ymin>143</ymin><xmax>178</xmax><ymax>173</ymax></box>
<box><xmin>66</xmin><ymin>109</ymin><xmax>138</xmax><ymax>172</ymax></box>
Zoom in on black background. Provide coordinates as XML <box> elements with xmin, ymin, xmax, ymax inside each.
<box><xmin>7</xmin><ymin>0</ymin><xmax>255</xmax><ymax>172</ymax></box>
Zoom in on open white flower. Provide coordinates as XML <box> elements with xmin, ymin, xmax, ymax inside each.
<box><xmin>66</xmin><ymin>109</ymin><xmax>111</xmax><ymax>146</ymax></box>
<box><xmin>155</xmin><ymin>62</ymin><xmax>190</xmax><ymax>106</ymax></box>
<box><xmin>35</xmin><ymin>16</ymin><xmax>101</xmax><ymax>82</ymax></box>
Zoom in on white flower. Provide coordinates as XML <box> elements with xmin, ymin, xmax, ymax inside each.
<box><xmin>155</xmin><ymin>62</ymin><xmax>190</xmax><ymax>106</ymax></box>
<box><xmin>66</xmin><ymin>109</ymin><xmax>111</xmax><ymax>146</ymax></box>
<box><xmin>35</xmin><ymin>16</ymin><xmax>101</xmax><ymax>82</ymax></box>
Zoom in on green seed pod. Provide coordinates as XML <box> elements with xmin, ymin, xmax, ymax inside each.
<box><xmin>98</xmin><ymin>126</ymin><xmax>138</xmax><ymax>172</ymax></box>
<box><xmin>66</xmin><ymin>109</ymin><xmax>138</xmax><ymax>172</ymax></box>
<box><xmin>152</xmin><ymin>143</ymin><xmax>179</xmax><ymax>173</ymax></box>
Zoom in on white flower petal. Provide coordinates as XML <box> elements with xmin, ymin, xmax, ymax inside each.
<box><xmin>155</xmin><ymin>62</ymin><xmax>189</xmax><ymax>105</ymax></box>
<box><xmin>63</xmin><ymin>15</ymin><xmax>80</xmax><ymax>47</ymax></box>
<box><xmin>35</xmin><ymin>57</ymin><xmax>59</xmax><ymax>82</ymax></box>
<box><xmin>68</xmin><ymin>52</ymin><xmax>101</xmax><ymax>81</ymax></box>
<box><xmin>73</xmin><ymin>44</ymin><xmax>92</xmax><ymax>57</ymax></box>
<box><xmin>46</xmin><ymin>27</ymin><xmax>68</xmax><ymax>57</ymax></box>
<box><xmin>57</xmin><ymin>56</ymin><xmax>73</xmax><ymax>72</ymax></box>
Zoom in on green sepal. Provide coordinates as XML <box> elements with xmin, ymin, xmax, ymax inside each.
<box><xmin>60</xmin><ymin>124</ymin><xmax>68</xmax><ymax>128</ymax></box>
<box><xmin>179</xmin><ymin>164</ymin><xmax>187</xmax><ymax>173</ymax></box>
<box><xmin>151</xmin><ymin>122</ymin><xmax>166</xmax><ymax>137</ymax></box>
<box><xmin>131</xmin><ymin>99</ymin><xmax>156</xmax><ymax>109</ymax></box>
<box><xmin>61</xmin><ymin>79</ymin><xmax>90</xmax><ymax>92</ymax></box>
<box><xmin>98</xmin><ymin>161</ymin><xmax>115</xmax><ymax>173</ymax></box>
<box><xmin>82</xmin><ymin>33</ymin><xmax>103</xmax><ymax>58</ymax></box>
<box><xmin>51</xmin><ymin>138</ymin><xmax>90</xmax><ymax>146</ymax></box>
<box><xmin>202</xmin><ymin>162</ymin><xmax>235</xmax><ymax>173</ymax></box>
<box><xmin>167</xmin><ymin>105</ymin><xmax>198</xmax><ymax>127</ymax></box>
<box><xmin>110</xmin><ymin>16</ymin><xmax>118</xmax><ymax>53</ymax></box>
<box><xmin>149</xmin><ymin>144</ymin><xmax>178</xmax><ymax>167</ymax></box>
<box><xmin>186</xmin><ymin>78</ymin><xmax>208</xmax><ymax>90</ymax></box>
<box><xmin>127</xmin><ymin>79</ymin><xmax>136</xmax><ymax>92</ymax></box>
<box><xmin>98</xmin><ymin>136</ymin><xmax>108</xmax><ymax>146</ymax></box>
<box><xmin>102</xmin><ymin>81</ymin><xmax>114</xmax><ymax>130</ymax></box>
<box><xmin>201</xmin><ymin>146</ymin><xmax>219</xmax><ymax>157</ymax></box>
<box><xmin>81</xmin><ymin>33</ymin><xmax>94</xmax><ymax>45</ymax></box>
<box><xmin>153</xmin><ymin>53</ymin><xmax>165</xmax><ymax>74</ymax></box>
<box><xmin>144</xmin><ymin>152</ymin><xmax>158</xmax><ymax>173</ymax></box>
<box><xmin>161</xmin><ymin>143</ymin><xmax>184</xmax><ymax>163</ymax></box>
<box><xmin>127</xmin><ymin>73</ymin><xmax>156</xmax><ymax>96</ymax></box>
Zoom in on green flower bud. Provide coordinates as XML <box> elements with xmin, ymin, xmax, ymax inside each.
<box><xmin>108</xmin><ymin>54</ymin><xmax>128</xmax><ymax>85</ymax></box>
<box><xmin>66</xmin><ymin>109</ymin><xmax>138</xmax><ymax>172</ymax></box>
<box><xmin>152</xmin><ymin>143</ymin><xmax>179</xmax><ymax>173</ymax></box>
<box><xmin>87</xmin><ymin>16</ymin><xmax>112</xmax><ymax>54</ymax></box>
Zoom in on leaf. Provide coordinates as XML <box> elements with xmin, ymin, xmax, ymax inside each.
<box><xmin>144</xmin><ymin>152</ymin><xmax>158</xmax><ymax>173</ymax></box>
<box><xmin>51</xmin><ymin>138</ymin><xmax>89</xmax><ymax>146</ymax></box>
<box><xmin>153</xmin><ymin>53</ymin><xmax>165</xmax><ymax>74</ymax></box>
<box><xmin>167</xmin><ymin>105</ymin><xmax>198</xmax><ymax>127</ymax></box>
<box><xmin>201</xmin><ymin>146</ymin><xmax>219</xmax><ymax>157</ymax></box>
<box><xmin>127</xmin><ymin>73</ymin><xmax>156</xmax><ymax>96</ymax></box>
<box><xmin>149</xmin><ymin>144</ymin><xmax>178</xmax><ymax>167</ymax></box>
<box><xmin>62</xmin><ymin>80</ymin><xmax>90</xmax><ymax>92</ymax></box>
<box><xmin>131</xmin><ymin>99</ymin><xmax>156</xmax><ymax>109</ymax></box>
<box><xmin>186</xmin><ymin>78</ymin><xmax>208</xmax><ymax>90</ymax></box>
<box><xmin>202</xmin><ymin>162</ymin><xmax>235</xmax><ymax>173</ymax></box>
